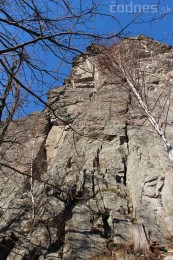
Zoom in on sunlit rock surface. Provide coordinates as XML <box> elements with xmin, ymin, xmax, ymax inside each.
<box><xmin>1</xmin><ymin>35</ymin><xmax>173</xmax><ymax>259</ymax></box>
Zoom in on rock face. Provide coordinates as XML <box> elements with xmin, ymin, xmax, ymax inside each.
<box><xmin>1</xmin><ymin>35</ymin><xmax>173</xmax><ymax>259</ymax></box>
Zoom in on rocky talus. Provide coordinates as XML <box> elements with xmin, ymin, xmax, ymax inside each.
<box><xmin>1</xmin><ymin>35</ymin><xmax>173</xmax><ymax>259</ymax></box>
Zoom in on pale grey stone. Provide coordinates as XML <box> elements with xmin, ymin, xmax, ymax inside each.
<box><xmin>1</xmin><ymin>36</ymin><xmax>173</xmax><ymax>259</ymax></box>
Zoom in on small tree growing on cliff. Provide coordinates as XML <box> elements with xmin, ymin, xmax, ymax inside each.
<box><xmin>96</xmin><ymin>37</ymin><xmax>173</xmax><ymax>160</ymax></box>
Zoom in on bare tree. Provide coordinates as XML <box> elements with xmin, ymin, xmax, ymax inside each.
<box><xmin>0</xmin><ymin>1</ymin><xmax>118</xmax><ymax>141</ymax></box>
<box><xmin>0</xmin><ymin>1</ymin><xmax>117</xmax><ymax>182</ymax></box>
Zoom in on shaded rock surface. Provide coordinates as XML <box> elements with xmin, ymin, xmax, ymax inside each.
<box><xmin>1</xmin><ymin>35</ymin><xmax>173</xmax><ymax>259</ymax></box>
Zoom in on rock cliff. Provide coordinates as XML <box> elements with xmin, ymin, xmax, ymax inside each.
<box><xmin>1</xmin><ymin>35</ymin><xmax>173</xmax><ymax>259</ymax></box>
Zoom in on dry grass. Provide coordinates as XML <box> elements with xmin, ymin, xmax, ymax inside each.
<box><xmin>92</xmin><ymin>238</ymin><xmax>163</xmax><ymax>260</ymax></box>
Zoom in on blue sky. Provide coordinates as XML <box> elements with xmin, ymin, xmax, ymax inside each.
<box><xmin>97</xmin><ymin>0</ymin><xmax>173</xmax><ymax>45</ymax></box>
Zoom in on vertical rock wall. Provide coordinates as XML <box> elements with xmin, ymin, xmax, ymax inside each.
<box><xmin>1</xmin><ymin>35</ymin><xmax>173</xmax><ymax>259</ymax></box>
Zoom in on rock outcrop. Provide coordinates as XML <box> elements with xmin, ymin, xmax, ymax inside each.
<box><xmin>1</xmin><ymin>35</ymin><xmax>173</xmax><ymax>259</ymax></box>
